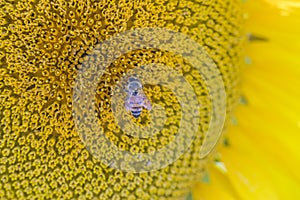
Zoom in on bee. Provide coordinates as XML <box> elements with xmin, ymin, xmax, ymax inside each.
<box><xmin>124</xmin><ymin>77</ymin><xmax>152</xmax><ymax>118</ymax></box>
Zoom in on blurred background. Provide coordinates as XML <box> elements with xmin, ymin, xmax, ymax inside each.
<box><xmin>193</xmin><ymin>0</ymin><xmax>300</xmax><ymax>199</ymax></box>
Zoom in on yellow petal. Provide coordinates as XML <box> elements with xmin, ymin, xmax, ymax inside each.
<box><xmin>193</xmin><ymin>0</ymin><xmax>300</xmax><ymax>199</ymax></box>
<box><xmin>192</xmin><ymin>165</ymin><xmax>241</xmax><ymax>200</ymax></box>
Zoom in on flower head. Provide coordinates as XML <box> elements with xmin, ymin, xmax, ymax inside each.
<box><xmin>0</xmin><ymin>0</ymin><xmax>244</xmax><ymax>199</ymax></box>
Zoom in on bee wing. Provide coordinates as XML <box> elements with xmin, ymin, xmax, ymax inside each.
<box><xmin>141</xmin><ymin>92</ymin><xmax>152</xmax><ymax>110</ymax></box>
<box><xmin>124</xmin><ymin>95</ymin><xmax>131</xmax><ymax>111</ymax></box>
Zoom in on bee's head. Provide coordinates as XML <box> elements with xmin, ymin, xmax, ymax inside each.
<box><xmin>127</xmin><ymin>78</ymin><xmax>142</xmax><ymax>95</ymax></box>
<box><xmin>129</xmin><ymin>77</ymin><xmax>138</xmax><ymax>82</ymax></box>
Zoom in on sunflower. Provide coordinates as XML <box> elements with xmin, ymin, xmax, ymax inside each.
<box><xmin>192</xmin><ymin>0</ymin><xmax>300</xmax><ymax>199</ymax></box>
<box><xmin>2</xmin><ymin>0</ymin><xmax>297</xmax><ymax>200</ymax></box>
